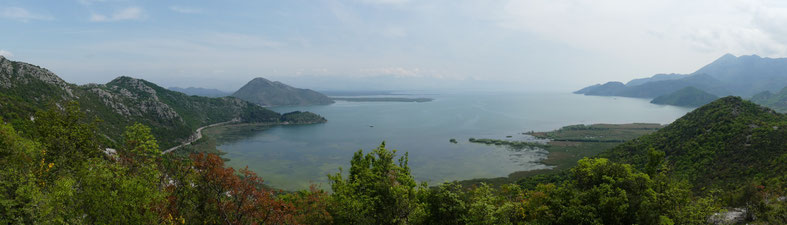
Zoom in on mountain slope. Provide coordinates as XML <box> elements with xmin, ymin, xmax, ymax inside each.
<box><xmin>0</xmin><ymin>57</ymin><xmax>324</xmax><ymax>149</ymax></box>
<box><xmin>694</xmin><ymin>54</ymin><xmax>787</xmax><ymax>96</ymax></box>
<box><xmin>168</xmin><ymin>87</ymin><xmax>230</xmax><ymax>97</ymax></box>
<box><xmin>573</xmin><ymin>81</ymin><xmax>625</xmax><ymax>95</ymax></box>
<box><xmin>650</xmin><ymin>86</ymin><xmax>719</xmax><ymax>107</ymax></box>
<box><xmin>598</xmin><ymin>97</ymin><xmax>787</xmax><ymax>192</ymax></box>
<box><xmin>575</xmin><ymin>54</ymin><xmax>787</xmax><ymax>99</ymax></box>
<box><xmin>232</xmin><ymin>77</ymin><xmax>334</xmax><ymax>106</ymax></box>
<box><xmin>751</xmin><ymin>86</ymin><xmax>787</xmax><ymax>113</ymax></box>
<box><xmin>625</xmin><ymin>73</ymin><xmax>688</xmax><ymax>86</ymax></box>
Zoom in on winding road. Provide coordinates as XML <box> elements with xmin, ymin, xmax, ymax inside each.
<box><xmin>162</xmin><ymin>118</ymin><xmax>239</xmax><ymax>154</ymax></box>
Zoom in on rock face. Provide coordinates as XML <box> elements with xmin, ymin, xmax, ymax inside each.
<box><xmin>232</xmin><ymin>77</ymin><xmax>334</xmax><ymax>106</ymax></box>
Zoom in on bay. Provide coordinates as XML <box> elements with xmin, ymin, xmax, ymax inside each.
<box><xmin>215</xmin><ymin>92</ymin><xmax>693</xmax><ymax>190</ymax></box>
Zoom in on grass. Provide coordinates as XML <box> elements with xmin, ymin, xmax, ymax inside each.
<box><xmin>459</xmin><ymin>123</ymin><xmax>663</xmax><ymax>187</ymax></box>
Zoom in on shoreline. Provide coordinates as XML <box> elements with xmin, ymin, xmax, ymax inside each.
<box><xmin>164</xmin><ymin>120</ymin><xmax>326</xmax><ymax>154</ymax></box>
<box><xmin>162</xmin><ymin>118</ymin><xmax>241</xmax><ymax>154</ymax></box>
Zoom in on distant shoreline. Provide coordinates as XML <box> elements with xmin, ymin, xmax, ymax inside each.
<box><xmin>331</xmin><ymin>97</ymin><xmax>433</xmax><ymax>102</ymax></box>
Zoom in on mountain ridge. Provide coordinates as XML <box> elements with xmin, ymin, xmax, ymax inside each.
<box><xmin>575</xmin><ymin>54</ymin><xmax>787</xmax><ymax>101</ymax></box>
<box><xmin>0</xmin><ymin>58</ymin><xmax>325</xmax><ymax>149</ymax></box>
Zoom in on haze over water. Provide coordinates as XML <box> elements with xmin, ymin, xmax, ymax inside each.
<box><xmin>215</xmin><ymin>92</ymin><xmax>693</xmax><ymax>190</ymax></box>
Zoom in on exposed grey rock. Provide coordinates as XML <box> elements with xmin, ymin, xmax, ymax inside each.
<box><xmin>708</xmin><ymin>208</ymin><xmax>747</xmax><ymax>225</ymax></box>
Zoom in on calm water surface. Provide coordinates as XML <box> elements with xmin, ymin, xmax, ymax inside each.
<box><xmin>216</xmin><ymin>92</ymin><xmax>693</xmax><ymax>190</ymax></box>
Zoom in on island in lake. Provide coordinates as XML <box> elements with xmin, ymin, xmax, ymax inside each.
<box><xmin>331</xmin><ymin>97</ymin><xmax>433</xmax><ymax>102</ymax></box>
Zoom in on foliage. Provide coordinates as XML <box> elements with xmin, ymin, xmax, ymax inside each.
<box><xmin>280</xmin><ymin>111</ymin><xmax>327</xmax><ymax>124</ymax></box>
<box><xmin>328</xmin><ymin>142</ymin><xmax>425</xmax><ymax>225</ymax></box>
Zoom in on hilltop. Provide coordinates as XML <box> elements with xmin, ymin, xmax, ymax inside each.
<box><xmin>232</xmin><ymin>77</ymin><xmax>334</xmax><ymax>106</ymax></box>
<box><xmin>599</xmin><ymin>96</ymin><xmax>787</xmax><ymax>194</ymax></box>
<box><xmin>650</xmin><ymin>86</ymin><xmax>719</xmax><ymax>107</ymax></box>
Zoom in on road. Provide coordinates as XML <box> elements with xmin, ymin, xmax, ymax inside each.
<box><xmin>162</xmin><ymin>118</ymin><xmax>239</xmax><ymax>154</ymax></box>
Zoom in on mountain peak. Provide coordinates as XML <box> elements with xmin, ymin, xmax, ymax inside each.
<box><xmin>232</xmin><ymin>77</ymin><xmax>334</xmax><ymax>106</ymax></box>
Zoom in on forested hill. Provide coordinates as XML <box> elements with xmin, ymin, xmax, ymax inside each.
<box><xmin>0</xmin><ymin>56</ymin><xmax>318</xmax><ymax>149</ymax></box>
<box><xmin>599</xmin><ymin>96</ymin><xmax>787</xmax><ymax>194</ymax></box>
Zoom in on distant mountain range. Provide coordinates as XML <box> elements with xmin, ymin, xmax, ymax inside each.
<box><xmin>0</xmin><ymin>56</ymin><xmax>325</xmax><ymax>149</ymax></box>
<box><xmin>575</xmin><ymin>54</ymin><xmax>787</xmax><ymax>106</ymax></box>
<box><xmin>231</xmin><ymin>77</ymin><xmax>334</xmax><ymax>106</ymax></box>
<box><xmin>168</xmin><ymin>87</ymin><xmax>231</xmax><ymax>97</ymax></box>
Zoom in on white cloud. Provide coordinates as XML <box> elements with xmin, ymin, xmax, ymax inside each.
<box><xmin>0</xmin><ymin>7</ymin><xmax>53</xmax><ymax>22</ymax></box>
<box><xmin>496</xmin><ymin>0</ymin><xmax>787</xmax><ymax>58</ymax></box>
<box><xmin>170</xmin><ymin>6</ymin><xmax>202</xmax><ymax>14</ymax></box>
<box><xmin>90</xmin><ymin>7</ymin><xmax>144</xmax><ymax>22</ymax></box>
<box><xmin>0</xmin><ymin>50</ymin><xmax>13</xmax><ymax>58</ymax></box>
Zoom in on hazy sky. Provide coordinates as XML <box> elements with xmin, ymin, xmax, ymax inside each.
<box><xmin>2</xmin><ymin>0</ymin><xmax>787</xmax><ymax>92</ymax></box>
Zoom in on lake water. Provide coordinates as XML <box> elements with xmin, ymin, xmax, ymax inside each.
<box><xmin>215</xmin><ymin>92</ymin><xmax>693</xmax><ymax>190</ymax></box>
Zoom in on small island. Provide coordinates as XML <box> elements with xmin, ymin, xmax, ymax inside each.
<box><xmin>279</xmin><ymin>111</ymin><xmax>328</xmax><ymax>124</ymax></box>
<box><xmin>331</xmin><ymin>97</ymin><xmax>433</xmax><ymax>102</ymax></box>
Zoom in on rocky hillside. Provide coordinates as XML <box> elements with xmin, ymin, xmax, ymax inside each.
<box><xmin>232</xmin><ymin>77</ymin><xmax>334</xmax><ymax>106</ymax></box>
<box><xmin>0</xmin><ymin>57</ymin><xmax>324</xmax><ymax>149</ymax></box>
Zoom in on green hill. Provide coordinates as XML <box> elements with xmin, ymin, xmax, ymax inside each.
<box><xmin>650</xmin><ymin>86</ymin><xmax>719</xmax><ymax>107</ymax></box>
<box><xmin>232</xmin><ymin>77</ymin><xmax>334</xmax><ymax>106</ymax></box>
<box><xmin>599</xmin><ymin>96</ymin><xmax>787</xmax><ymax>194</ymax></box>
<box><xmin>751</xmin><ymin>86</ymin><xmax>787</xmax><ymax>112</ymax></box>
<box><xmin>0</xmin><ymin>56</ymin><xmax>324</xmax><ymax>149</ymax></box>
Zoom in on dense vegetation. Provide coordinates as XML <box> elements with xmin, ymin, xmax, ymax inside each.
<box><xmin>1</xmin><ymin>95</ymin><xmax>786</xmax><ymax>224</ymax></box>
<box><xmin>650</xmin><ymin>86</ymin><xmax>719</xmax><ymax>107</ymax></box>
<box><xmin>600</xmin><ymin>97</ymin><xmax>787</xmax><ymax>197</ymax></box>
<box><xmin>0</xmin><ymin>57</ymin><xmax>325</xmax><ymax>149</ymax></box>
<box><xmin>232</xmin><ymin>77</ymin><xmax>334</xmax><ymax>106</ymax></box>
<box><xmin>280</xmin><ymin>111</ymin><xmax>328</xmax><ymax>124</ymax></box>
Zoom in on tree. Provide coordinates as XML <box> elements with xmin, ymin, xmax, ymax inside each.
<box><xmin>188</xmin><ymin>153</ymin><xmax>298</xmax><ymax>224</ymax></box>
<box><xmin>32</xmin><ymin>101</ymin><xmax>101</xmax><ymax>177</ymax></box>
<box><xmin>328</xmin><ymin>142</ymin><xmax>425</xmax><ymax>225</ymax></box>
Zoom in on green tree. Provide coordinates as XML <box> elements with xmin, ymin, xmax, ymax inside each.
<box><xmin>32</xmin><ymin>101</ymin><xmax>101</xmax><ymax>178</ymax></box>
<box><xmin>328</xmin><ymin>142</ymin><xmax>425</xmax><ymax>225</ymax></box>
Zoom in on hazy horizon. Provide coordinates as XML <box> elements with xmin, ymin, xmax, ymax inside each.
<box><xmin>3</xmin><ymin>0</ymin><xmax>787</xmax><ymax>92</ymax></box>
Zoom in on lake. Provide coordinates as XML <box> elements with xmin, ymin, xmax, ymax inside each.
<box><xmin>213</xmin><ymin>92</ymin><xmax>694</xmax><ymax>190</ymax></box>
